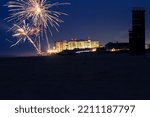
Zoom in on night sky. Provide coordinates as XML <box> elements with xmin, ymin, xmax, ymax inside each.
<box><xmin>0</xmin><ymin>0</ymin><xmax>150</xmax><ymax>56</ymax></box>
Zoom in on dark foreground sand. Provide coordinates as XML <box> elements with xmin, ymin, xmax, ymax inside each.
<box><xmin>0</xmin><ymin>53</ymin><xmax>150</xmax><ymax>100</ymax></box>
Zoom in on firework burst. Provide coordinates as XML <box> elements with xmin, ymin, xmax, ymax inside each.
<box><xmin>11</xmin><ymin>21</ymin><xmax>41</xmax><ymax>54</ymax></box>
<box><xmin>6</xmin><ymin>0</ymin><xmax>69</xmax><ymax>29</ymax></box>
<box><xmin>6</xmin><ymin>0</ymin><xmax>69</xmax><ymax>54</ymax></box>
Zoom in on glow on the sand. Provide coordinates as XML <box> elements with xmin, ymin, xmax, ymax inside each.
<box><xmin>6</xmin><ymin>0</ymin><xmax>69</xmax><ymax>54</ymax></box>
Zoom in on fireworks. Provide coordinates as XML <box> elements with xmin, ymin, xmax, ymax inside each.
<box><xmin>6</xmin><ymin>0</ymin><xmax>69</xmax><ymax>54</ymax></box>
<box><xmin>11</xmin><ymin>21</ymin><xmax>41</xmax><ymax>54</ymax></box>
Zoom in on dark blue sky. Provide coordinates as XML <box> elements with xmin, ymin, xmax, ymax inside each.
<box><xmin>0</xmin><ymin>0</ymin><xmax>150</xmax><ymax>56</ymax></box>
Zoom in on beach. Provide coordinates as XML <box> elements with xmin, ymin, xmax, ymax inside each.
<box><xmin>0</xmin><ymin>53</ymin><xmax>150</xmax><ymax>99</ymax></box>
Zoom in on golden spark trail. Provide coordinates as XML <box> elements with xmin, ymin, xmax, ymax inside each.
<box><xmin>12</xmin><ymin>22</ymin><xmax>41</xmax><ymax>54</ymax></box>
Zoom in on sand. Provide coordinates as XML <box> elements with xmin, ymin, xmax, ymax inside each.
<box><xmin>0</xmin><ymin>53</ymin><xmax>150</xmax><ymax>99</ymax></box>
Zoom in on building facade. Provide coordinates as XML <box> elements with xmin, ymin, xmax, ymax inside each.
<box><xmin>54</xmin><ymin>39</ymin><xmax>100</xmax><ymax>52</ymax></box>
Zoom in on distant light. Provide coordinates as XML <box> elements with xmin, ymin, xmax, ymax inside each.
<box><xmin>47</xmin><ymin>50</ymin><xmax>51</xmax><ymax>54</ymax></box>
<box><xmin>47</xmin><ymin>49</ymin><xmax>58</xmax><ymax>54</ymax></box>
<box><xmin>76</xmin><ymin>50</ymin><xmax>91</xmax><ymax>54</ymax></box>
<box><xmin>91</xmin><ymin>48</ymin><xmax>97</xmax><ymax>52</ymax></box>
<box><xmin>111</xmin><ymin>48</ymin><xmax>116</xmax><ymax>52</ymax></box>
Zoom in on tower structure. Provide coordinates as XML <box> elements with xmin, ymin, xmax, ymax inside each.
<box><xmin>129</xmin><ymin>8</ymin><xmax>145</xmax><ymax>55</ymax></box>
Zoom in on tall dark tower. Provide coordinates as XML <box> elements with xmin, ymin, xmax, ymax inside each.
<box><xmin>129</xmin><ymin>8</ymin><xmax>145</xmax><ymax>55</ymax></box>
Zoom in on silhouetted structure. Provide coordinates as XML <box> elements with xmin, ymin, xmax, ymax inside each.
<box><xmin>129</xmin><ymin>8</ymin><xmax>145</xmax><ymax>55</ymax></box>
<box><xmin>105</xmin><ymin>42</ymin><xmax>129</xmax><ymax>52</ymax></box>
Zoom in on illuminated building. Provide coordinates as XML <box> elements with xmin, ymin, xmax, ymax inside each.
<box><xmin>129</xmin><ymin>8</ymin><xmax>145</xmax><ymax>55</ymax></box>
<box><xmin>55</xmin><ymin>41</ymin><xmax>63</xmax><ymax>52</ymax></box>
<box><xmin>54</xmin><ymin>39</ymin><xmax>101</xmax><ymax>52</ymax></box>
